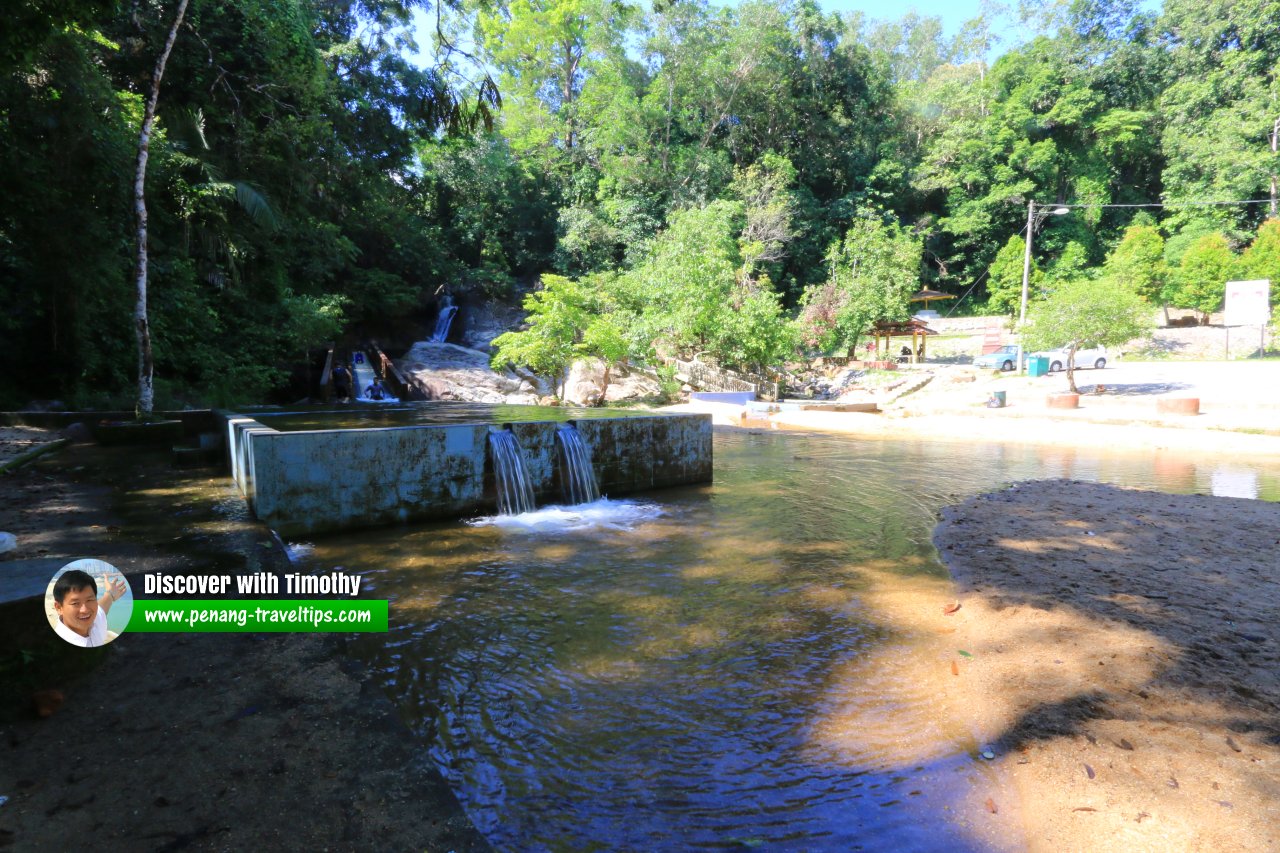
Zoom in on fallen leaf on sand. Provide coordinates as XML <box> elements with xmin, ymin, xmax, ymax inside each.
<box><xmin>943</xmin><ymin>601</ymin><xmax>961</xmax><ymax>615</ymax></box>
<box><xmin>951</xmin><ymin>660</ymin><xmax>959</xmax><ymax>676</ymax></box>
<box><xmin>32</xmin><ymin>689</ymin><xmax>64</xmax><ymax>718</ymax></box>
<box><xmin>1084</xmin><ymin>763</ymin><xmax>1095</xmax><ymax>780</ymax></box>
<box><xmin>985</xmin><ymin>798</ymin><xmax>998</xmax><ymax>814</ymax></box>
<box><xmin>1072</xmin><ymin>807</ymin><xmax>1098</xmax><ymax>813</ymax></box>
<box><xmin>957</xmin><ymin>650</ymin><xmax>973</xmax><ymax>658</ymax></box>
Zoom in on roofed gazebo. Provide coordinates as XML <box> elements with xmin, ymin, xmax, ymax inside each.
<box><xmin>871</xmin><ymin>318</ymin><xmax>937</xmax><ymax>364</ymax></box>
<box><xmin>909</xmin><ymin>289</ymin><xmax>958</xmax><ymax>312</ymax></box>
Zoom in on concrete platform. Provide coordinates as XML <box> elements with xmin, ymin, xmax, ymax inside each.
<box><xmin>221</xmin><ymin>404</ymin><xmax>713</xmax><ymax>536</ymax></box>
<box><xmin>0</xmin><ymin>556</ymin><xmax>65</xmax><ymax>604</ymax></box>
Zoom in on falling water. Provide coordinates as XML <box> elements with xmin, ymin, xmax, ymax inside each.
<box><xmin>556</xmin><ymin>424</ymin><xmax>600</xmax><ymax>504</ymax></box>
<box><xmin>431</xmin><ymin>301</ymin><xmax>458</xmax><ymax>343</ymax></box>
<box><xmin>487</xmin><ymin>428</ymin><xmax>536</xmax><ymax>515</ymax></box>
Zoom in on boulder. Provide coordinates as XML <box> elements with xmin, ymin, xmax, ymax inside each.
<box><xmin>562</xmin><ymin>359</ymin><xmax>661</xmax><ymax>406</ymax></box>
<box><xmin>398</xmin><ymin>341</ymin><xmax>538</xmax><ymax>404</ymax></box>
<box><xmin>563</xmin><ymin>359</ymin><xmax>606</xmax><ymax>406</ymax></box>
<box><xmin>61</xmin><ymin>422</ymin><xmax>94</xmax><ymax>443</ymax></box>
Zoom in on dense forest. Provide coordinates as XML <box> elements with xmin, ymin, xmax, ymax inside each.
<box><xmin>3</xmin><ymin>0</ymin><xmax>1279</xmax><ymax>409</ymax></box>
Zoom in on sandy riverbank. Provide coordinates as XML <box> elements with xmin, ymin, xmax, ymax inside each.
<box><xmin>661</xmin><ymin>398</ymin><xmax>1280</xmax><ymax>458</ymax></box>
<box><xmin>931</xmin><ymin>480</ymin><xmax>1280</xmax><ymax>851</ymax></box>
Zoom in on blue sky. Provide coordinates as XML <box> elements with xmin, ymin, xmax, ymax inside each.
<box><xmin>407</xmin><ymin>1</ymin><xmax>1008</xmax><ymax>70</ymax></box>
<box><xmin>809</xmin><ymin>0</ymin><xmax>1017</xmax><ymax>38</ymax></box>
<box><xmin>408</xmin><ymin>0</ymin><xmax>1030</xmax><ymax>71</ymax></box>
<box><xmin>407</xmin><ymin>0</ymin><xmax>1161</xmax><ymax>69</ymax></box>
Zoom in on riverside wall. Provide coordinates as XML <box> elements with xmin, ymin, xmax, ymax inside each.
<box><xmin>222</xmin><ymin>411</ymin><xmax>713</xmax><ymax>536</ymax></box>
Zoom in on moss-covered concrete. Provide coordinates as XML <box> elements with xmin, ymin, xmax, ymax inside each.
<box><xmin>222</xmin><ymin>410</ymin><xmax>712</xmax><ymax>535</ymax></box>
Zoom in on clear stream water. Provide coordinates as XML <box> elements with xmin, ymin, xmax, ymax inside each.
<box><xmin>289</xmin><ymin>431</ymin><xmax>1280</xmax><ymax>851</ymax></box>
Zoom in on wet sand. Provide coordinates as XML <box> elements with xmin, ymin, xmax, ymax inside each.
<box><xmin>932</xmin><ymin>480</ymin><xmax>1280</xmax><ymax>851</ymax></box>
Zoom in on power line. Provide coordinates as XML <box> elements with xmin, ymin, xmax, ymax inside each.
<box><xmin>1044</xmin><ymin>199</ymin><xmax>1274</xmax><ymax>210</ymax></box>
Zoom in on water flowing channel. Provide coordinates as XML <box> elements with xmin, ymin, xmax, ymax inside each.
<box><xmin>487</xmin><ymin>428</ymin><xmax>536</xmax><ymax>516</ymax></box>
<box><xmin>297</xmin><ymin>431</ymin><xmax>1280</xmax><ymax>850</ymax></box>
<box><xmin>556</xmin><ymin>424</ymin><xmax>601</xmax><ymax>505</ymax></box>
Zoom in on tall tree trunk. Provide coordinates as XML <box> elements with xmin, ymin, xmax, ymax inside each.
<box><xmin>1065</xmin><ymin>345</ymin><xmax>1079</xmax><ymax>395</ymax></box>
<box><xmin>133</xmin><ymin>0</ymin><xmax>189</xmax><ymax>416</ymax></box>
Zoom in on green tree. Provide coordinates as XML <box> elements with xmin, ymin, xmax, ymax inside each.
<box><xmin>1158</xmin><ymin>0</ymin><xmax>1280</xmax><ymax>238</ymax></box>
<box><xmin>617</xmin><ymin>200</ymin><xmax>744</xmax><ymax>357</ymax></box>
<box><xmin>710</xmin><ymin>284</ymin><xmax>797</xmax><ymax>374</ymax></box>
<box><xmin>1103</xmin><ymin>220</ymin><xmax>1166</xmax><ymax>300</ymax></box>
<box><xmin>1170</xmin><ymin>232</ymin><xmax>1235</xmax><ymax>323</ymax></box>
<box><xmin>1240</xmin><ymin>218</ymin><xmax>1280</xmax><ymax>284</ymax></box>
<box><xmin>729</xmin><ymin>151</ymin><xmax>799</xmax><ymax>281</ymax></box>
<box><xmin>490</xmin><ymin>274</ymin><xmax>588</xmax><ymax>398</ymax></box>
<box><xmin>1022</xmin><ymin>278</ymin><xmax>1151</xmax><ymax>393</ymax></box>
<box><xmin>477</xmin><ymin>0</ymin><xmax>634</xmax><ymax>155</ymax></box>
<box><xmin>490</xmin><ymin>272</ymin><xmax>637</xmax><ymax>400</ymax></box>
<box><xmin>1101</xmin><ymin>218</ymin><xmax>1168</xmax><ymax>322</ymax></box>
<box><xmin>797</xmin><ymin>215</ymin><xmax>921</xmax><ymax>353</ymax></box>
<box><xmin>985</xmin><ymin>235</ymin><xmax>1039</xmax><ymax>316</ymax></box>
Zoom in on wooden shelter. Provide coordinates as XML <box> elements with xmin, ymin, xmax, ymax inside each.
<box><xmin>908</xmin><ymin>289</ymin><xmax>958</xmax><ymax>311</ymax></box>
<box><xmin>871</xmin><ymin>318</ymin><xmax>937</xmax><ymax>364</ymax></box>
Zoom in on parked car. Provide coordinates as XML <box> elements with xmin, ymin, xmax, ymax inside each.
<box><xmin>973</xmin><ymin>344</ymin><xmax>1022</xmax><ymax>372</ymax></box>
<box><xmin>1029</xmin><ymin>344</ymin><xmax>1108</xmax><ymax>372</ymax></box>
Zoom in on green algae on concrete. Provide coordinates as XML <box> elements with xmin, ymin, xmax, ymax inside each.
<box><xmin>221</xmin><ymin>403</ymin><xmax>713</xmax><ymax>535</ymax></box>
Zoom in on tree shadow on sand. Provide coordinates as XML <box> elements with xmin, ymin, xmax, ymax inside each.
<box><xmin>921</xmin><ymin>479</ymin><xmax>1280</xmax><ymax>849</ymax></box>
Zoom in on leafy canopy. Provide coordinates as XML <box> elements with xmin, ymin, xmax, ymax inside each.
<box><xmin>798</xmin><ymin>215</ymin><xmax>922</xmax><ymax>353</ymax></box>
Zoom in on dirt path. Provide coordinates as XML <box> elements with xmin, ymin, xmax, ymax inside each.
<box><xmin>0</xmin><ymin>426</ymin><xmax>58</xmax><ymax>468</ymax></box>
<box><xmin>0</xmin><ymin>444</ymin><xmax>487</xmax><ymax>852</ymax></box>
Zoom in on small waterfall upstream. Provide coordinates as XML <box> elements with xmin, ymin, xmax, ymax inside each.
<box><xmin>557</xmin><ymin>424</ymin><xmax>600</xmax><ymax>505</ymax></box>
<box><xmin>488</xmin><ymin>428</ymin><xmax>536</xmax><ymax>515</ymax></box>
<box><xmin>431</xmin><ymin>300</ymin><xmax>458</xmax><ymax>343</ymax></box>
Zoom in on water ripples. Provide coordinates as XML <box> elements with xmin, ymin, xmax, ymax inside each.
<box><xmin>316</xmin><ymin>430</ymin><xmax>1280</xmax><ymax>851</ymax></box>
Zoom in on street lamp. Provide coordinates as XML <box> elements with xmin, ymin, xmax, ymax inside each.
<box><xmin>1017</xmin><ymin>201</ymin><xmax>1070</xmax><ymax>372</ymax></box>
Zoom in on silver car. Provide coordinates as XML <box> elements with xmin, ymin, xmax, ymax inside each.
<box><xmin>1030</xmin><ymin>345</ymin><xmax>1108</xmax><ymax>372</ymax></box>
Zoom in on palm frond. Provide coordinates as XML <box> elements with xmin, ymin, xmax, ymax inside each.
<box><xmin>232</xmin><ymin>181</ymin><xmax>281</xmax><ymax>232</ymax></box>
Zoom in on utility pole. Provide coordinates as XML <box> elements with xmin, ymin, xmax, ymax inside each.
<box><xmin>1017</xmin><ymin>200</ymin><xmax>1035</xmax><ymax>373</ymax></box>
<box><xmin>1020</xmin><ymin>200</ymin><xmax>1034</xmax><ymax>327</ymax></box>
<box><xmin>1271</xmin><ymin>117</ymin><xmax>1278</xmax><ymax>217</ymax></box>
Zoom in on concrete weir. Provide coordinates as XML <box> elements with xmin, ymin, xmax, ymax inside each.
<box><xmin>220</xmin><ymin>405</ymin><xmax>712</xmax><ymax>536</ymax></box>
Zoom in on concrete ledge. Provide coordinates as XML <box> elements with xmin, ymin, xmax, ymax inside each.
<box><xmin>0</xmin><ymin>557</ymin><xmax>65</xmax><ymax>605</ymax></box>
<box><xmin>222</xmin><ymin>409</ymin><xmax>713</xmax><ymax>536</ymax></box>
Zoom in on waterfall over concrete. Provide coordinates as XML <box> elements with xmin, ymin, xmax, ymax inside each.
<box><xmin>488</xmin><ymin>428</ymin><xmax>536</xmax><ymax>515</ymax></box>
<box><xmin>556</xmin><ymin>424</ymin><xmax>600</xmax><ymax>505</ymax></box>
<box><xmin>431</xmin><ymin>299</ymin><xmax>458</xmax><ymax>343</ymax></box>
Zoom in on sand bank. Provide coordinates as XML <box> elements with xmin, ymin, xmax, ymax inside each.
<box><xmin>662</xmin><ymin>400</ymin><xmax>1280</xmax><ymax>458</ymax></box>
<box><xmin>932</xmin><ymin>480</ymin><xmax>1280</xmax><ymax>851</ymax></box>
